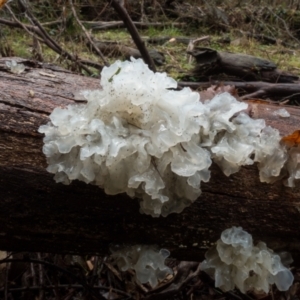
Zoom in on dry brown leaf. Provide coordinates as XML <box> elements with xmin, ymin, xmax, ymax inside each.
<box><xmin>199</xmin><ymin>84</ymin><xmax>239</xmax><ymax>101</ymax></box>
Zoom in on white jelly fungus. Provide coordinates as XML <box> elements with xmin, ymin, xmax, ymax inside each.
<box><xmin>39</xmin><ymin>58</ymin><xmax>299</xmax><ymax>217</ymax></box>
<box><xmin>110</xmin><ymin>245</ymin><xmax>172</xmax><ymax>287</ymax></box>
<box><xmin>273</xmin><ymin>108</ymin><xmax>290</xmax><ymax>118</ymax></box>
<box><xmin>6</xmin><ymin>59</ymin><xmax>25</xmax><ymax>74</ymax></box>
<box><xmin>201</xmin><ymin>226</ymin><xmax>294</xmax><ymax>293</ymax></box>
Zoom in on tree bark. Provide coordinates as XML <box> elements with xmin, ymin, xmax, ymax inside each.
<box><xmin>1</xmin><ymin>57</ymin><xmax>300</xmax><ymax>262</ymax></box>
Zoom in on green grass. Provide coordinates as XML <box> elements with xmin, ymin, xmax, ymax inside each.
<box><xmin>2</xmin><ymin>26</ymin><xmax>300</xmax><ymax>79</ymax></box>
<box><xmin>145</xmin><ymin>26</ymin><xmax>184</xmax><ymax>37</ymax></box>
<box><xmin>94</xmin><ymin>29</ymin><xmax>131</xmax><ymax>42</ymax></box>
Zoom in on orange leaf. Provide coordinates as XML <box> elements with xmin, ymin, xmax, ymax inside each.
<box><xmin>281</xmin><ymin>130</ymin><xmax>300</xmax><ymax>147</ymax></box>
<box><xmin>0</xmin><ymin>0</ymin><xmax>8</xmax><ymax>9</ymax></box>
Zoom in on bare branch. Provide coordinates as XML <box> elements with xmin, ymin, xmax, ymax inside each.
<box><xmin>5</xmin><ymin>4</ymin><xmax>44</xmax><ymax>44</ymax></box>
<box><xmin>84</xmin><ymin>20</ymin><xmax>185</xmax><ymax>30</ymax></box>
<box><xmin>69</xmin><ymin>0</ymin><xmax>109</xmax><ymax>67</ymax></box>
<box><xmin>17</xmin><ymin>0</ymin><xmax>95</xmax><ymax>75</ymax></box>
<box><xmin>108</xmin><ymin>0</ymin><xmax>156</xmax><ymax>72</ymax></box>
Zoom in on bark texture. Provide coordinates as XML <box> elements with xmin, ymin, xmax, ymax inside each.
<box><xmin>1</xmin><ymin>57</ymin><xmax>300</xmax><ymax>262</ymax></box>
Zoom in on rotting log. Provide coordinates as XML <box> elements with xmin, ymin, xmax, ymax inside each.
<box><xmin>187</xmin><ymin>47</ymin><xmax>299</xmax><ymax>83</ymax></box>
<box><xmin>1</xmin><ymin>57</ymin><xmax>300</xmax><ymax>262</ymax></box>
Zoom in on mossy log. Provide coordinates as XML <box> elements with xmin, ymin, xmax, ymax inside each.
<box><xmin>1</xmin><ymin>57</ymin><xmax>300</xmax><ymax>262</ymax></box>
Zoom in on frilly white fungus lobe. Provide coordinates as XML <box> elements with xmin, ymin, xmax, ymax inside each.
<box><xmin>201</xmin><ymin>226</ymin><xmax>294</xmax><ymax>293</ymax></box>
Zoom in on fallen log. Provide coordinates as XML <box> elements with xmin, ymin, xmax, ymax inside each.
<box><xmin>188</xmin><ymin>47</ymin><xmax>298</xmax><ymax>83</ymax></box>
<box><xmin>179</xmin><ymin>80</ymin><xmax>300</xmax><ymax>102</ymax></box>
<box><xmin>1</xmin><ymin>57</ymin><xmax>300</xmax><ymax>262</ymax></box>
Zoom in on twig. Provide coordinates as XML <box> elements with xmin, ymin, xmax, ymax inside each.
<box><xmin>37</xmin><ymin>253</ymin><xmax>44</xmax><ymax>300</ymax></box>
<box><xmin>267</xmin><ymin>7</ymin><xmax>300</xmax><ymax>45</ymax></box>
<box><xmin>109</xmin><ymin>0</ymin><xmax>156</xmax><ymax>72</ymax></box>
<box><xmin>0</xmin><ymin>284</ymin><xmax>132</xmax><ymax>298</ymax></box>
<box><xmin>0</xmin><ymin>258</ymin><xmax>107</xmax><ymax>300</ymax></box>
<box><xmin>31</xmin><ymin>262</ymin><xmax>37</xmax><ymax>286</ymax></box>
<box><xmin>17</xmin><ymin>0</ymin><xmax>95</xmax><ymax>75</ymax></box>
<box><xmin>89</xmin><ymin>256</ymin><xmax>100</xmax><ymax>287</ymax></box>
<box><xmin>0</xmin><ymin>17</ymin><xmax>45</xmax><ymax>36</ymax></box>
<box><xmin>241</xmin><ymin>90</ymin><xmax>266</xmax><ymax>100</ymax></box>
<box><xmin>96</xmin><ymin>2</ymin><xmax>109</xmax><ymax>19</ymax></box>
<box><xmin>144</xmin><ymin>262</ymin><xmax>201</xmax><ymax>300</ymax></box>
<box><xmin>69</xmin><ymin>0</ymin><xmax>109</xmax><ymax>67</ymax></box>
<box><xmin>186</xmin><ymin>36</ymin><xmax>210</xmax><ymax>64</ymax></box>
<box><xmin>140</xmin><ymin>0</ymin><xmax>148</xmax><ymax>23</ymax></box>
<box><xmin>41</xmin><ymin>19</ymin><xmax>64</xmax><ymax>27</ymax></box>
<box><xmin>4</xmin><ymin>261</ymin><xmax>8</xmax><ymax>300</ymax></box>
<box><xmin>85</xmin><ymin>20</ymin><xmax>185</xmax><ymax>30</ymax></box>
<box><xmin>5</xmin><ymin>4</ymin><xmax>44</xmax><ymax>44</ymax></box>
<box><xmin>0</xmin><ymin>16</ymin><xmax>103</xmax><ymax>70</ymax></box>
<box><xmin>280</xmin><ymin>92</ymin><xmax>300</xmax><ymax>102</ymax></box>
<box><xmin>17</xmin><ymin>0</ymin><xmax>61</xmax><ymax>52</ymax></box>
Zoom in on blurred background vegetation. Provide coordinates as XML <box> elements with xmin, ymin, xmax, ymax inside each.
<box><xmin>1</xmin><ymin>0</ymin><xmax>300</xmax><ymax>78</ymax></box>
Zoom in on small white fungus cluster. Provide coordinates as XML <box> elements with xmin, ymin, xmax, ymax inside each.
<box><xmin>110</xmin><ymin>245</ymin><xmax>172</xmax><ymax>287</ymax></box>
<box><xmin>273</xmin><ymin>108</ymin><xmax>290</xmax><ymax>118</ymax></box>
<box><xmin>201</xmin><ymin>226</ymin><xmax>294</xmax><ymax>293</ymax></box>
<box><xmin>39</xmin><ymin>58</ymin><xmax>299</xmax><ymax>217</ymax></box>
<box><xmin>6</xmin><ymin>59</ymin><xmax>25</xmax><ymax>74</ymax></box>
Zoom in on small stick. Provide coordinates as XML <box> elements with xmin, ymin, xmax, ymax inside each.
<box><xmin>37</xmin><ymin>253</ymin><xmax>44</xmax><ymax>300</ymax></box>
<box><xmin>109</xmin><ymin>0</ymin><xmax>156</xmax><ymax>72</ymax></box>
<box><xmin>69</xmin><ymin>0</ymin><xmax>109</xmax><ymax>67</ymax></box>
<box><xmin>17</xmin><ymin>0</ymin><xmax>94</xmax><ymax>75</ymax></box>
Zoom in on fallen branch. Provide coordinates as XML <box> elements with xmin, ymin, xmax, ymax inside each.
<box><xmin>145</xmin><ymin>36</ymin><xmax>195</xmax><ymax>45</ymax></box>
<box><xmin>179</xmin><ymin>80</ymin><xmax>300</xmax><ymax>102</ymax></box>
<box><xmin>243</xmin><ymin>31</ymin><xmax>294</xmax><ymax>48</ymax></box>
<box><xmin>18</xmin><ymin>0</ymin><xmax>94</xmax><ymax>75</ymax></box>
<box><xmin>1</xmin><ymin>1</ymin><xmax>103</xmax><ymax>73</ymax></box>
<box><xmin>0</xmin><ymin>17</ymin><xmax>43</xmax><ymax>37</ymax></box>
<box><xmin>83</xmin><ymin>21</ymin><xmax>185</xmax><ymax>30</ymax></box>
<box><xmin>188</xmin><ymin>47</ymin><xmax>298</xmax><ymax>83</ymax></box>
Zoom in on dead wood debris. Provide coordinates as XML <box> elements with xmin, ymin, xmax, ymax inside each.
<box><xmin>179</xmin><ymin>80</ymin><xmax>300</xmax><ymax>105</ymax></box>
<box><xmin>109</xmin><ymin>0</ymin><xmax>156</xmax><ymax>72</ymax></box>
<box><xmin>187</xmin><ymin>47</ymin><xmax>298</xmax><ymax>84</ymax></box>
<box><xmin>0</xmin><ymin>252</ymin><xmax>298</xmax><ymax>300</ymax></box>
<box><xmin>87</xmin><ymin>21</ymin><xmax>185</xmax><ymax>30</ymax></box>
